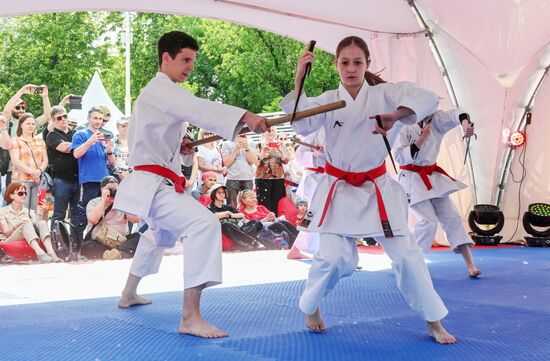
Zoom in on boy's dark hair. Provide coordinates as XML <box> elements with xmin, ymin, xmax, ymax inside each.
<box><xmin>158</xmin><ymin>31</ymin><xmax>200</xmax><ymax>67</ymax></box>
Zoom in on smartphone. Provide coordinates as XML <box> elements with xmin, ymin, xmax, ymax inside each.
<box><xmin>38</xmin><ymin>189</ymin><xmax>47</xmax><ymax>206</ymax></box>
<box><xmin>69</xmin><ymin>95</ymin><xmax>82</xmax><ymax>110</ymax></box>
<box><xmin>34</xmin><ymin>86</ymin><xmax>44</xmax><ymax>94</ymax></box>
<box><xmin>101</xmin><ymin>133</ymin><xmax>113</xmax><ymax>140</ymax></box>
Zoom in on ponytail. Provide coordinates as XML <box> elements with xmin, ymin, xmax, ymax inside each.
<box><xmin>365</xmin><ymin>71</ymin><xmax>386</xmax><ymax>86</ymax></box>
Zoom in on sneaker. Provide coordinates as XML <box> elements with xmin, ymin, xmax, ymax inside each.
<box><xmin>0</xmin><ymin>249</ymin><xmax>15</xmax><ymax>264</ymax></box>
<box><xmin>37</xmin><ymin>253</ymin><xmax>54</xmax><ymax>264</ymax></box>
<box><xmin>103</xmin><ymin>249</ymin><xmax>122</xmax><ymax>260</ymax></box>
<box><xmin>47</xmin><ymin>252</ymin><xmax>64</xmax><ymax>263</ymax></box>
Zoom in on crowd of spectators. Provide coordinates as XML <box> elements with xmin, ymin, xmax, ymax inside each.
<box><xmin>0</xmin><ymin>83</ymin><xmax>310</xmax><ymax>263</ymax></box>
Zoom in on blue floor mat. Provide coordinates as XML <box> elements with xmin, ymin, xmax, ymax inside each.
<box><xmin>2</xmin><ymin>247</ymin><xmax>550</xmax><ymax>361</ymax></box>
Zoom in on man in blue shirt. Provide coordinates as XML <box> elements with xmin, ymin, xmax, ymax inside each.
<box><xmin>71</xmin><ymin>106</ymin><xmax>116</xmax><ymax>236</ymax></box>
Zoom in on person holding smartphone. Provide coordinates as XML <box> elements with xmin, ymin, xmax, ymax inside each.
<box><xmin>71</xmin><ymin>107</ymin><xmax>116</xmax><ymax>237</ymax></box>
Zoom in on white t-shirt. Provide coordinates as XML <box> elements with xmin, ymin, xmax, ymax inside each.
<box><xmin>197</xmin><ymin>144</ymin><xmax>225</xmax><ymax>184</ymax></box>
<box><xmin>220</xmin><ymin>140</ymin><xmax>255</xmax><ymax>181</ymax></box>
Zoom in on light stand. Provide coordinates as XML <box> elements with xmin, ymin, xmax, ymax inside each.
<box><xmin>468</xmin><ymin>204</ymin><xmax>505</xmax><ymax>246</ymax></box>
<box><xmin>523</xmin><ymin>203</ymin><xmax>550</xmax><ymax>247</ymax></box>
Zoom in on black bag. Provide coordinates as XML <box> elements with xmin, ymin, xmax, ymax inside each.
<box><xmin>0</xmin><ymin>122</ymin><xmax>13</xmax><ymax>176</ymax></box>
<box><xmin>118</xmin><ymin>232</ymin><xmax>141</xmax><ymax>257</ymax></box>
<box><xmin>240</xmin><ymin>220</ymin><xmax>264</xmax><ymax>236</ymax></box>
<box><xmin>0</xmin><ymin>148</ymin><xmax>9</xmax><ymax>176</ymax></box>
<box><xmin>51</xmin><ymin>221</ymin><xmax>82</xmax><ymax>261</ymax></box>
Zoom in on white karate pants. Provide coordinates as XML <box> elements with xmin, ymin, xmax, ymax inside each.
<box><xmin>130</xmin><ymin>184</ymin><xmax>222</xmax><ymax>289</ymax></box>
<box><xmin>410</xmin><ymin>196</ymin><xmax>474</xmax><ymax>253</ymax></box>
<box><xmin>299</xmin><ymin>232</ymin><xmax>448</xmax><ymax>322</ymax></box>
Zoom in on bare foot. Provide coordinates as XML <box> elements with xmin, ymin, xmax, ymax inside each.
<box><xmin>468</xmin><ymin>265</ymin><xmax>482</xmax><ymax>278</ymax></box>
<box><xmin>118</xmin><ymin>294</ymin><xmax>153</xmax><ymax>308</ymax></box>
<box><xmin>287</xmin><ymin>246</ymin><xmax>310</xmax><ymax>260</ymax></box>
<box><xmin>305</xmin><ymin>308</ymin><xmax>326</xmax><ymax>333</ymax></box>
<box><xmin>427</xmin><ymin>320</ymin><xmax>456</xmax><ymax>344</ymax></box>
<box><xmin>178</xmin><ymin>316</ymin><xmax>229</xmax><ymax>338</ymax></box>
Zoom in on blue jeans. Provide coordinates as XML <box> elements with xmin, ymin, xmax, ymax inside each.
<box><xmin>51</xmin><ymin>178</ymin><xmax>80</xmax><ymax>230</ymax></box>
<box><xmin>75</xmin><ymin>182</ymin><xmax>100</xmax><ymax>237</ymax></box>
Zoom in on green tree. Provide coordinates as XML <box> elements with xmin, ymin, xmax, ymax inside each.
<box><xmin>0</xmin><ymin>12</ymin><xmax>339</xmax><ymax>120</ymax></box>
<box><xmin>0</xmin><ymin>12</ymin><xmax>122</xmax><ymax>115</ymax></box>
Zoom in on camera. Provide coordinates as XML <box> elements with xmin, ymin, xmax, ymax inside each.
<box><xmin>108</xmin><ymin>188</ymin><xmax>117</xmax><ymax>197</ymax></box>
<box><xmin>34</xmin><ymin>86</ymin><xmax>44</xmax><ymax>94</ymax></box>
<box><xmin>69</xmin><ymin>95</ymin><xmax>82</xmax><ymax>110</ymax></box>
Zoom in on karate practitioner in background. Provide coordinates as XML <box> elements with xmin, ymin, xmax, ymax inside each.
<box><xmin>281</xmin><ymin>36</ymin><xmax>455</xmax><ymax>344</ymax></box>
<box><xmin>114</xmin><ymin>31</ymin><xmax>267</xmax><ymax>338</ymax></box>
<box><xmin>287</xmin><ymin>129</ymin><xmax>325</xmax><ymax>259</ymax></box>
<box><xmin>393</xmin><ymin>109</ymin><xmax>481</xmax><ymax>277</ymax></box>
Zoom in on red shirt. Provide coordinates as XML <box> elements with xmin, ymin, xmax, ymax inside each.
<box><xmin>240</xmin><ymin>205</ymin><xmax>271</xmax><ymax>221</ymax></box>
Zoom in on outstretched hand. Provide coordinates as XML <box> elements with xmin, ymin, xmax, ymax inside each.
<box><xmin>241</xmin><ymin>112</ymin><xmax>268</xmax><ymax>134</ymax></box>
<box><xmin>462</xmin><ymin>121</ymin><xmax>475</xmax><ymax>138</ymax></box>
<box><xmin>180</xmin><ymin>138</ymin><xmax>196</xmax><ymax>155</ymax></box>
<box><xmin>370</xmin><ymin>113</ymin><xmax>397</xmax><ymax>136</ymax></box>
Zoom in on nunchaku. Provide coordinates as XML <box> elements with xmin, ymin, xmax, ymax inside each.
<box><xmin>187</xmin><ymin>100</ymin><xmax>346</xmax><ymax>148</ymax></box>
<box><xmin>374</xmin><ymin>115</ymin><xmax>398</xmax><ymax>174</ymax></box>
<box><xmin>290</xmin><ymin>136</ymin><xmax>321</xmax><ymax>151</ymax></box>
<box><xmin>290</xmin><ymin>40</ymin><xmax>316</xmax><ymax>125</ymax></box>
<box><xmin>460</xmin><ymin>113</ymin><xmax>477</xmax><ymax>165</ymax></box>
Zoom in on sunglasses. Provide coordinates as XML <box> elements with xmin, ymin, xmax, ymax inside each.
<box><xmin>16</xmin><ymin>191</ymin><xmax>27</xmax><ymax>196</ymax></box>
<box><xmin>55</xmin><ymin>114</ymin><xmax>68</xmax><ymax>121</ymax></box>
<box><xmin>15</xmin><ymin>105</ymin><xmax>26</xmax><ymax>111</ymax></box>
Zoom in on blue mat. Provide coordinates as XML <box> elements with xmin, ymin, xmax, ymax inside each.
<box><xmin>2</xmin><ymin>247</ymin><xmax>550</xmax><ymax>361</ymax></box>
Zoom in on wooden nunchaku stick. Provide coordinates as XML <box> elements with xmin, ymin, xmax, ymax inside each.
<box><xmin>186</xmin><ymin>100</ymin><xmax>346</xmax><ymax>148</ymax></box>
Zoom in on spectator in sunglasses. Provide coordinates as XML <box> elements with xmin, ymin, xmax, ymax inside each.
<box><xmin>9</xmin><ymin>113</ymin><xmax>49</xmax><ymax>210</ymax></box>
<box><xmin>46</xmin><ymin>106</ymin><xmax>80</xmax><ymax>230</ymax></box>
<box><xmin>2</xmin><ymin>84</ymin><xmax>52</xmax><ymax>186</ymax></box>
<box><xmin>0</xmin><ymin>182</ymin><xmax>60</xmax><ymax>263</ymax></box>
<box><xmin>2</xmin><ymin>84</ymin><xmax>52</xmax><ymax>137</ymax></box>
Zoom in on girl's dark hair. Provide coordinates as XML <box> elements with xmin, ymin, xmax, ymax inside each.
<box><xmin>210</xmin><ymin>185</ymin><xmax>228</xmax><ymax>203</ymax></box>
<box><xmin>335</xmin><ymin>36</ymin><xmax>386</xmax><ymax>86</ymax></box>
<box><xmin>4</xmin><ymin>182</ymin><xmax>25</xmax><ymax>204</ymax></box>
<box><xmin>158</xmin><ymin>31</ymin><xmax>200</xmax><ymax>67</ymax></box>
<box><xmin>16</xmin><ymin>113</ymin><xmax>35</xmax><ymax>137</ymax></box>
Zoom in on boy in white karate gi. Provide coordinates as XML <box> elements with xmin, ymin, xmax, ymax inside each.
<box><xmin>281</xmin><ymin>36</ymin><xmax>455</xmax><ymax>344</ymax></box>
<box><xmin>394</xmin><ymin>109</ymin><xmax>481</xmax><ymax>277</ymax></box>
<box><xmin>114</xmin><ymin>31</ymin><xmax>267</xmax><ymax>338</ymax></box>
<box><xmin>287</xmin><ymin>129</ymin><xmax>326</xmax><ymax>259</ymax></box>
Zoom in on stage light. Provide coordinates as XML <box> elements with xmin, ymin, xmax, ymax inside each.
<box><xmin>523</xmin><ymin>203</ymin><xmax>550</xmax><ymax>247</ymax></box>
<box><xmin>502</xmin><ymin>128</ymin><xmax>510</xmax><ymax>144</ymax></box>
<box><xmin>509</xmin><ymin>130</ymin><xmax>526</xmax><ymax>147</ymax></box>
<box><xmin>468</xmin><ymin>204</ymin><xmax>504</xmax><ymax>245</ymax></box>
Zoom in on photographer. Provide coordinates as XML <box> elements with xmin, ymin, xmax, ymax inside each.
<box><xmin>1</xmin><ymin>84</ymin><xmax>52</xmax><ymax>186</ymax></box>
<box><xmin>71</xmin><ymin>107</ymin><xmax>116</xmax><ymax>237</ymax></box>
<box><xmin>81</xmin><ymin>176</ymin><xmax>140</xmax><ymax>260</ymax></box>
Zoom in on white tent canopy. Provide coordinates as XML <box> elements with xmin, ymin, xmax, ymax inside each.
<box><xmin>68</xmin><ymin>71</ymin><xmax>124</xmax><ymax>134</ymax></box>
<box><xmin>3</xmin><ymin>1</ymin><xmax>550</xmax><ymax>241</ymax></box>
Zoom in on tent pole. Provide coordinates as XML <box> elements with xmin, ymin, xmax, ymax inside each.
<box><xmin>495</xmin><ymin>64</ymin><xmax>550</xmax><ymax>207</ymax></box>
<box><xmin>408</xmin><ymin>0</ymin><xmax>478</xmax><ymax>205</ymax></box>
<box><xmin>124</xmin><ymin>12</ymin><xmax>132</xmax><ymax>116</ymax></box>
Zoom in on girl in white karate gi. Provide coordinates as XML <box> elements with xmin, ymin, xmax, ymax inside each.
<box><xmin>287</xmin><ymin>129</ymin><xmax>326</xmax><ymax>259</ymax></box>
<box><xmin>394</xmin><ymin>109</ymin><xmax>481</xmax><ymax>277</ymax></box>
<box><xmin>114</xmin><ymin>31</ymin><xmax>267</xmax><ymax>339</ymax></box>
<box><xmin>280</xmin><ymin>36</ymin><xmax>455</xmax><ymax>344</ymax></box>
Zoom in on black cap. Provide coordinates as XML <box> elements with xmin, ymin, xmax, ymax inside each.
<box><xmin>100</xmin><ymin>176</ymin><xmax>118</xmax><ymax>187</ymax></box>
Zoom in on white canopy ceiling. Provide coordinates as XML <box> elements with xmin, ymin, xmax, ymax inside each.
<box><xmin>3</xmin><ymin>0</ymin><xmax>549</xmax><ymax>241</ymax></box>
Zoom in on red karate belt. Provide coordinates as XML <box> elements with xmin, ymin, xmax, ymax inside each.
<box><xmin>399</xmin><ymin>163</ymin><xmax>455</xmax><ymax>191</ymax></box>
<box><xmin>319</xmin><ymin>162</ymin><xmax>393</xmax><ymax>238</ymax></box>
<box><xmin>306</xmin><ymin>167</ymin><xmax>325</xmax><ymax>173</ymax></box>
<box><xmin>133</xmin><ymin>165</ymin><xmax>186</xmax><ymax>193</ymax></box>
